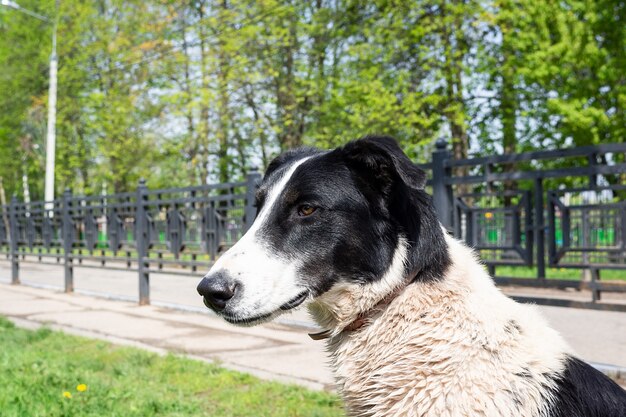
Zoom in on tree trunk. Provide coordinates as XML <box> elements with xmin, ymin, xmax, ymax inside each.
<box><xmin>442</xmin><ymin>2</ymin><xmax>469</xmax><ymax>194</ymax></box>
<box><xmin>277</xmin><ymin>7</ymin><xmax>301</xmax><ymax>150</ymax></box>
<box><xmin>196</xmin><ymin>0</ymin><xmax>211</xmax><ymax>184</ymax></box>
<box><xmin>216</xmin><ymin>0</ymin><xmax>231</xmax><ymax>184</ymax></box>
<box><xmin>499</xmin><ymin>1</ymin><xmax>518</xmax><ymax>207</ymax></box>
<box><xmin>180</xmin><ymin>4</ymin><xmax>199</xmax><ymax>185</ymax></box>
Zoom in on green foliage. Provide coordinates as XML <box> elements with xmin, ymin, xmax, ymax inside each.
<box><xmin>0</xmin><ymin>316</ymin><xmax>344</xmax><ymax>417</ymax></box>
<box><xmin>0</xmin><ymin>0</ymin><xmax>624</xmax><ymax>197</ymax></box>
<box><xmin>0</xmin><ymin>0</ymin><xmax>51</xmax><ymax>199</ymax></box>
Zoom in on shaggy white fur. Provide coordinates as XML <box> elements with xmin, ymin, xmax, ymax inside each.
<box><xmin>308</xmin><ymin>232</ymin><xmax>572</xmax><ymax>417</ymax></box>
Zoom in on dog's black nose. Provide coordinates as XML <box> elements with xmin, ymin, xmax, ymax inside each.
<box><xmin>197</xmin><ymin>272</ymin><xmax>238</xmax><ymax>311</ymax></box>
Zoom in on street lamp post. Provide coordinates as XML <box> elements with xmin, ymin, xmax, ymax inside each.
<box><xmin>1</xmin><ymin>0</ymin><xmax>58</xmax><ymax>209</ymax></box>
<box><xmin>45</xmin><ymin>11</ymin><xmax>58</xmax><ymax>209</ymax></box>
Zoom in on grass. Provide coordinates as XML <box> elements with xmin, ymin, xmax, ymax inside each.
<box><xmin>0</xmin><ymin>316</ymin><xmax>344</xmax><ymax>417</ymax></box>
<box><xmin>494</xmin><ymin>266</ymin><xmax>626</xmax><ymax>281</ymax></box>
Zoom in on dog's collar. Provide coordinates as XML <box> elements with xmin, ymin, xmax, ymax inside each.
<box><xmin>308</xmin><ymin>285</ymin><xmax>405</xmax><ymax>341</ymax></box>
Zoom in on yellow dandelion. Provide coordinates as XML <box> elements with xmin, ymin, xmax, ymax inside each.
<box><xmin>76</xmin><ymin>384</ymin><xmax>88</xmax><ymax>392</ymax></box>
<box><xmin>485</xmin><ymin>212</ymin><xmax>494</xmax><ymax>219</ymax></box>
<box><xmin>63</xmin><ymin>391</ymin><xmax>72</xmax><ymax>399</ymax></box>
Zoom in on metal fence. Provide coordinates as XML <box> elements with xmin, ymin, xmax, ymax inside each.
<box><xmin>429</xmin><ymin>140</ymin><xmax>626</xmax><ymax>310</ymax></box>
<box><xmin>0</xmin><ymin>172</ymin><xmax>261</xmax><ymax>304</ymax></box>
<box><xmin>1</xmin><ymin>141</ymin><xmax>625</xmax><ymax>310</ymax></box>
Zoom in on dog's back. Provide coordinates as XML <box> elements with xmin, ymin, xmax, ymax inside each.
<box><xmin>551</xmin><ymin>357</ymin><xmax>626</xmax><ymax>417</ymax></box>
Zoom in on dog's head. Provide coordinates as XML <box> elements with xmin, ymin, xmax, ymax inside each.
<box><xmin>197</xmin><ymin>136</ymin><xmax>449</xmax><ymax>326</ymax></box>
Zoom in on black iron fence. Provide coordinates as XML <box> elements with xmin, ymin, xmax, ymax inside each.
<box><xmin>429</xmin><ymin>140</ymin><xmax>626</xmax><ymax>310</ymax></box>
<box><xmin>1</xmin><ymin>141</ymin><xmax>625</xmax><ymax>309</ymax></box>
<box><xmin>0</xmin><ymin>172</ymin><xmax>261</xmax><ymax>304</ymax></box>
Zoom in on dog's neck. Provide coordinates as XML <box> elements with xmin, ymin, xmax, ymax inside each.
<box><xmin>306</xmin><ymin>234</ymin><xmax>572</xmax><ymax>417</ymax></box>
<box><xmin>307</xmin><ymin>238</ymin><xmax>411</xmax><ymax>339</ymax></box>
<box><xmin>308</xmin><ymin>284</ymin><xmax>405</xmax><ymax>340</ymax></box>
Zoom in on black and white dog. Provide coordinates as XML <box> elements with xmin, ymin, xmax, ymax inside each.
<box><xmin>197</xmin><ymin>136</ymin><xmax>626</xmax><ymax>417</ymax></box>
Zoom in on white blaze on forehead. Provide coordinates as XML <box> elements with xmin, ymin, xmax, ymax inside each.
<box><xmin>206</xmin><ymin>156</ymin><xmax>313</xmax><ymax>317</ymax></box>
<box><xmin>248</xmin><ymin>155</ymin><xmax>313</xmax><ymax>236</ymax></box>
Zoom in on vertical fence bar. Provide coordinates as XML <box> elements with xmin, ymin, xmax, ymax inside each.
<box><xmin>534</xmin><ymin>178</ymin><xmax>546</xmax><ymax>279</ymax></box>
<box><xmin>432</xmin><ymin>138</ymin><xmax>453</xmax><ymax>230</ymax></box>
<box><xmin>547</xmin><ymin>191</ymin><xmax>556</xmax><ymax>266</ymax></box>
<box><xmin>587</xmin><ymin>153</ymin><xmax>598</xmax><ymax>188</ymax></box>
<box><xmin>244</xmin><ymin>168</ymin><xmax>262</xmax><ymax>233</ymax></box>
<box><xmin>485</xmin><ymin>164</ymin><xmax>495</xmax><ymax>193</ymax></box>
<box><xmin>622</xmin><ymin>203</ymin><xmax>626</xmax><ymax>255</ymax></box>
<box><xmin>9</xmin><ymin>196</ymin><xmax>19</xmax><ymax>285</ymax></box>
<box><xmin>581</xmin><ymin>207</ymin><xmax>590</xmax><ymax>280</ymax></box>
<box><xmin>453</xmin><ymin>202</ymin><xmax>462</xmax><ymax>238</ymax></box>
<box><xmin>590</xmin><ymin>268</ymin><xmax>601</xmax><ymax>302</ymax></box>
<box><xmin>62</xmin><ymin>188</ymin><xmax>74</xmax><ymax>293</ymax></box>
<box><xmin>136</xmin><ymin>179</ymin><xmax>150</xmax><ymax>305</ymax></box>
<box><xmin>206</xmin><ymin>202</ymin><xmax>217</xmax><ymax>259</ymax></box>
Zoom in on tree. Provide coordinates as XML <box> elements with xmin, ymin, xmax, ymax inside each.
<box><xmin>1</xmin><ymin>0</ymin><xmax>624</xmax><ymax>198</ymax></box>
<box><xmin>0</xmin><ymin>0</ymin><xmax>52</xmax><ymax>199</ymax></box>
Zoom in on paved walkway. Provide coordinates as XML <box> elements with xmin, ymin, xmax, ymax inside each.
<box><xmin>1</xmin><ymin>262</ymin><xmax>626</xmax><ymax>390</ymax></box>
<box><xmin>0</xmin><ymin>283</ymin><xmax>334</xmax><ymax>390</ymax></box>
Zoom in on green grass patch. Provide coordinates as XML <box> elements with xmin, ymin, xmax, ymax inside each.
<box><xmin>0</xmin><ymin>316</ymin><xmax>344</xmax><ymax>417</ymax></box>
<box><xmin>494</xmin><ymin>266</ymin><xmax>626</xmax><ymax>281</ymax></box>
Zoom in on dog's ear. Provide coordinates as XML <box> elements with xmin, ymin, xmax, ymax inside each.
<box><xmin>340</xmin><ymin>136</ymin><xmax>426</xmax><ymax>192</ymax></box>
<box><xmin>340</xmin><ymin>135</ymin><xmax>449</xmax><ymax>281</ymax></box>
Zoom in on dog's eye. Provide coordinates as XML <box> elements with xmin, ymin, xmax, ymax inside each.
<box><xmin>297</xmin><ymin>204</ymin><xmax>316</xmax><ymax>217</ymax></box>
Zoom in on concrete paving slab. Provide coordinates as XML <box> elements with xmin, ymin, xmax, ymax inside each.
<box><xmin>540</xmin><ymin>306</ymin><xmax>626</xmax><ymax>368</ymax></box>
<box><xmin>0</xmin><ymin>290</ymin><xmax>35</xmax><ymax>303</ymax></box>
<box><xmin>27</xmin><ymin>310</ymin><xmax>194</xmax><ymax>341</ymax></box>
<box><xmin>0</xmin><ymin>298</ymin><xmax>85</xmax><ymax>316</ymax></box>
<box><xmin>158</xmin><ymin>328</ymin><xmax>285</xmax><ymax>354</ymax></box>
<box><xmin>217</xmin><ymin>344</ymin><xmax>335</xmax><ymax>389</ymax></box>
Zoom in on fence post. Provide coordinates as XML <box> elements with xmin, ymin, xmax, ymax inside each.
<box><xmin>136</xmin><ymin>179</ymin><xmax>150</xmax><ymax>305</ymax></box>
<box><xmin>244</xmin><ymin>168</ymin><xmax>262</xmax><ymax>232</ymax></box>
<box><xmin>62</xmin><ymin>188</ymin><xmax>74</xmax><ymax>293</ymax></box>
<box><xmin>587</xmin><ymin>153</ymin><xmax>598</xmax><ymax>188</ymax></box>
<box><xmin>431</xmin><ymin>138</ymin><xmax>453</xmax><ymax>230</ymax></box>
<box><xmin>534</xmin><ymin>178</ymin><xmax>546</xmax><ymax>280</ymax></box>
<box><xmin>8</xmin><ymin>195</ymin><xmax>19</xmax><ymax>285</ymax></box>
